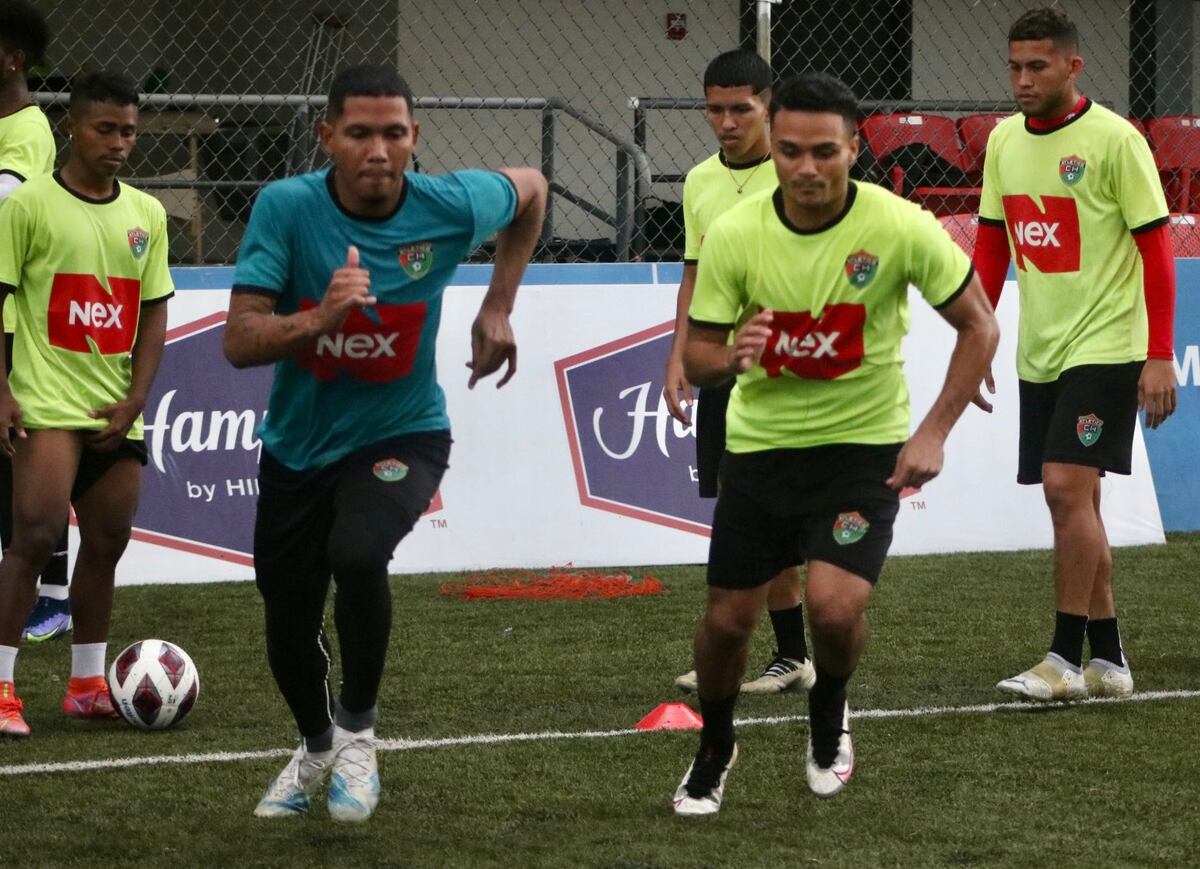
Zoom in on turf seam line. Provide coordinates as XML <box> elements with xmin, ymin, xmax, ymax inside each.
<box><xmin>3</xmin><ymin>689</ymin><xmax>1197</xmax><ymax>778</ymax></box>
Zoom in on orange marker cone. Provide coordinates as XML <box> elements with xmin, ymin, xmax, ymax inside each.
<box><xmin>635</xmin><ymin>702</ymin><xmax>703</xmax><ymax>731</ymax></box>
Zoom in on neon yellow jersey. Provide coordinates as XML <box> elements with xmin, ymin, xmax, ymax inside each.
<box><xmin>979</xmin><ymin>100</ymin><xmax>1169</xmax><ymax>382</ymax></box>
<box><xmin>690</xmin><ymin>182</ymin><xmax>972</xmax><ymax>452</ymax></box>
<box><xmin>0</xmin><ymin>173</ymin><xmax>174</xmax><ymax>437</ymax></box>
<box><xmin>682</xmin><ymin>151</ymin><xmax>777</xmax><ymax>262</ymax></box>
<box><xmin>0</xmin><ymin>105</ymin><xmax>56</xmax><ymax>334</ymax></box>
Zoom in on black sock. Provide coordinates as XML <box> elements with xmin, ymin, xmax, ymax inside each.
<box><xmin>697</xmin><ymin>693</ymin><xmax>737</xmax><ymax>755</ymax></box>
<box><xmin>1086</xmin><ymin>618</ymin><xmax>1124</xmax><ymax>667</ymax></box>
<box><xmin>1049</xmin><ymin>611</ymin><xmax>1088</xmax><ymax>668</ymax></box>
<box><xmin>808</xmin><ymin>665</ymin><xmax>849</xmax><ymax>726</ymax></box>
<box><xmin>303</xmin><ymin>725</ymin><xmax>334</xmax><ymax>754</ymax></box>
<box><xmin>769</xmin><ymin>605</ymin><xmax>808</xmax><ymax>662</ymax></box>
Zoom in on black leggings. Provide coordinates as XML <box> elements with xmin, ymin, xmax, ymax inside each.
<box><xmin>254</xmin><ymin>432</ymin><xmax>449</xmax><ymax>738</ymax></box>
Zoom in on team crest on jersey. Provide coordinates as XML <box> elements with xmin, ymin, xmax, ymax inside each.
<box><xmin>398</xmin><ymin>242</ymin><xmax>434</xmax><ymax>279</ymax></box>
<box><xmin>373</xmin><ymin>459</ymin><xmax>409</xmax><ymax>482</ymax></box>
<box><xmin>832</xmin><ymin>511</ymin><xmax>870</xmax><ymax>545</ymax></box>
<box><xmin>1077</xmin><ymin>413</ymin><xmax>1103</xmax><ymax>447</ymax></box>
<box><xmin>844</xmin><ymin>250</ymin><xmax>878</xmax><ymax>288</ymax></box>
<box><xmin>1059</xmin><ymin>155</ymin><xmax>1086</xmax><ymax>186</ymax></box>
<box><xmin>127</xmin><ymin>227</ymin><xmax>149</xmax><ymax>259</ymax></box>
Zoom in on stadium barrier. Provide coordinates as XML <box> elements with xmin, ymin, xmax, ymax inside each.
<box><xmin>94</xmin><ymin>261</ymin><xmax>1186</xmax><ymax>585</ymax></box>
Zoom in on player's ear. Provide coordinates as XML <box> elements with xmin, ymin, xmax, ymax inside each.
<box><xmin>410</xmin><ymin>119</ymin><xmax>420</xmax><ymax>150</ymax></box>
<box><xmin>317</xmin><ymin>120</ymin><xmax>334</xmax><ymax>158</ymax></box>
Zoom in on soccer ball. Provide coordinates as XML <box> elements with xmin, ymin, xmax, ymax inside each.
<box><xmin>107</xmin><ymin>639</ymin><xmax>200</xmax><ymax>730</ymax></box>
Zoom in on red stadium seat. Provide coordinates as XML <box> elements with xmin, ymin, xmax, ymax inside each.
<box><xmin>859</xmin><ymin>113</ymin><xmax>980</xmax><ymax>216</ymax></box>
<box><xmin>1148</xmin><ymin>116</ymin><xmax>1200</xmax><ymax>213</ymax></box>
<box><xmin>955</xmin><ymin>113</ymin><xmax>1009</xmax><ymax>179</ymax></box>
<box><xmin>938</xmin><ymin>212</ymin><xmax>979</xmax><ymax>256</ymax></box>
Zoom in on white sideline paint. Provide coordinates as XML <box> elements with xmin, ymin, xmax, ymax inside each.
<box><xmin>2</xmin><ymin>690</ymin><xmax>1197</xmax><ymax>778</ymax></box>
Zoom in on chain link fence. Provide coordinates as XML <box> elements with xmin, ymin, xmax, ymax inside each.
<box><xmin>33</xmin><ymin>1</ymin><xmax>1200</xmax><ymax>264</ymax></box>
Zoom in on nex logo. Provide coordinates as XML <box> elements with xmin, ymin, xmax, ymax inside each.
<box><xmin>1001</xmin><ymin>195</ymin><xmax>1081</xmax><ymax>273</ymax></box>
<box><xmin>48</xmin><ymin>273</ymin><xmax>141</xmax><ymax>354</ymax></box>
<box><xmin>760</xmin><ymin>304</ymin><xmax>866</xmax><ymax>380</ymax></box>
<box><xmin>296</xmin><ymin>300</ymin><xmax>426</xmax><ymax>383</ymax></box>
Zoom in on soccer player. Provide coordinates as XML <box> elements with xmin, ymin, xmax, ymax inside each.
<box><xmin>977</xmin><ymin>9</ymin><xmax>1176</xmax><ymax>702</ymax></box>
<box><xmin>224</xmin><ymin>64</ymin><xmax>546</xmax><ymax>823</ymax></box>
<box><xmin>664</xmin><ymin>49</ymin><xmax>814</xmax><ymax>697</ymax></box>
<box><xmin>671</xmin><ymin>72</ymin><xmax>998</xmax><ymax>814</ymax></box>
<box><xmin>0</xmin><ymin>70</ymin><xmax>172</xmax><ymax>737</ymax></box>
<box><xmin>0</xmin><ymin>2</ymin><xmax>70</xmax><ymax>644</ymax></box>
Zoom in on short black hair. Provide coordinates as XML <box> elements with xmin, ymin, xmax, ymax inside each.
<box><xmin>703</xmin><ymin>49</ymin><xmax>772</xmax><ymax>94</ymax></box>
<box><xmin>0</xmin><ymin>0</ymin><xmax>50</xmax><ymax>69</ymax></box>
<box><xmin>769</xmin><ymin>71</ymin><xmax>859</xmax><ymax>133</ymax></box>
<box><xmin>69</xmin><ymin>70</ymin><xmax>139</xmax><ymax>115</ymax></box>
<box><xmin>1009</xmin><ymin>7</ymin><xmax>1079</xmax><ymax>52</ymax></box>
<box><xmin>327</xmin><ymin>64</ymin><xmax>414</xmax><ymax>120</ymax></box>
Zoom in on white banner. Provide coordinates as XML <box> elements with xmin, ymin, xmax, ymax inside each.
<box><xmin>102</xmin><ymin>263</ymin><xmax>1161</xmax><ymax>585</ymax></box>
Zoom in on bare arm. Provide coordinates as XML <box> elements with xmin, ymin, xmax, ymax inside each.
<box><xmin>887</xmin><ymin>276</ymin><xmax>1000</xmax><ymax>490</ymax></box>
<box><xmin>662</xmin><ymin>263</ymin><xmax>698</xmax><ymax>423</ymax></box>
<box><xmin>683</xmin><ymin>309</ymin><xmax>774</xmax><ymax>388</ymax></box>
<box><xmin>0</xmin><ymin>287</ymin><xmax>23</xmax><ymax>456</ymax></box>
<box><xmin>86</xmin><ymin>299</ymin><xmax>170</xmax><ymax>452</ymax></box>
<box><xmin>223</xmin><ymin>245</ymin><xmax>375</xmax><ymax>369</ymax></box>
<box><xmin>466</xmin><ymin>167</ymin><xmax>548</xmax><ymax>388</ymax></box>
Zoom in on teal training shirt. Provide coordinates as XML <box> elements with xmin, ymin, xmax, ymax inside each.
<box><xmin>232</xmin><ymin>167</ymin><xmax>517</xmax><ymax>471</ymax></box>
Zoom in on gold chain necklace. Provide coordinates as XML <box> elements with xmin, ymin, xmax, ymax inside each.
<box><xmin>728</xmin><ymin>154</ymin><xmax>769</xmax><ymax>194</ymax></box>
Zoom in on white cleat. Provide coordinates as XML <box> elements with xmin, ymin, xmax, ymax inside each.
<box><xmin>806</xmin><ymin>702</ymin><xmax>853</xmax><ymax>798</ymax></box>
<box><xmin>254</xmin><ymin>746</ymin><xmax>333</xmax><ymax>818</ymax></box>
<box><xmin>672</xmin><ymin>743</ymin><xmax>738</xmax><ymax>817</ymax></box>
<box><xmin>997</xmin><ymin>653</ymin><xmax>1086</xmax><ymax>702</ymax></box>
<box><xmin>1083</xmin><ymin>658</ymin><xmax>1134</xmax><ymax>699</ymax></box>
<box><xmin>674</xmin><ymin>669</ymin><xmax>698</xmax><ymax>693</ymax></box>
<box><xmin>328</xmin><ymin>726</ymin><xmax>381</xmax><ymax>823</ymax></box>
<box><xmin>741</xmin><ymin>653</ymin><xmax>817</xmax><ymax>694</ymax></box>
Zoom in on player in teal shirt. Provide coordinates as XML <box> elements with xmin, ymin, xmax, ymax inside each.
<box><xmin>224</xmin><ymin>65</ymin><xmax>547</xmax><ymax>823</ymax></box>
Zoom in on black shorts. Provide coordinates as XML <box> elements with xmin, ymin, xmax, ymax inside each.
<box><xmin>72</xmin><ymin>439</ymin><xmax>148</xmax><ymax>502</ymax></box>
<box><xmin>707</xmin><ymin>443</ymin><xmax>902</xmax><ymax>589</ymax></box>
<box><xmin>255</xmin><ymin>431</ymin><xmax>450</xmax><ymax>581</ymax></box>
<box><xmin>694</xmin><ymin>381</ymin><xmax>732</xmax><ymax>499</ymax></box>
<box><xmin>1017</xmin><ymin>362</ymin><xmax>1142</xmax><ymax>485</ymax></box>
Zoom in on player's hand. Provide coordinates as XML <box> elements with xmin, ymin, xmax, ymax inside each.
<box><xmin>0</xmin><ymin>389</ymin><xmax>25</xmax><ymax>458</ymax></box>
<box><xmin>316</xmin><ymin>245</ymin><xmax>376</xmax><ymax>333</ymax></box>
<box><xmin>466</xmin><ymin>304</ymin><xmax>516</xmax><ymax>389</ymax></box>
<box><xmin>971</xmin><ymin>366</ymin><xmax>995</xmax><ymax>413</ymax></box>
<box><xmin>663</xmin><ymin>356</ymin><xmax>694</xmax><ymax>424</ymax></box>
<box><xmin>86</xmin><ymin>397</ymin><xmax>143</xmax><ymax>453</ymax></box>
<box><xmin>887</xmin><ymin>429</ymin><xmax>944</xmax><ymax>491</ymax></box>
<box><xmin>1138</xmin><ymin>358</ymin><xmax>1177</xmax><ymax>429</ymax></box>
<box><xmin>729</xmin><ymin>308</ymin><xmax>774</xmax><ymax>375</ymax></box>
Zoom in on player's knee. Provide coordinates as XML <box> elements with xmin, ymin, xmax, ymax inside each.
<box><xmin>327</xmin><ymin>534</ymin><xmax>393</xmax><ymax>585</ymax></box>
<box><xmin>703</xmin><ymin>601</ymin><xmax>757</xmax><ymax>646</ymax></box>
<box><xmin>807</xmin><ymin>599</ymin><xmax>860</xmax><ymax>639</ymax></box>
<box><xmin>8</xmin><ymin>521</ymin><xmax>66</xmax><ymax>567</ymax></box>
<box><xmin>79</xmin><ymin>523</ymin><xmax>132</xmax><ymax>564</ymax></box>
<box><xmin>1041</xmin><ymin>472</ymin><xmax>1093</xmax><ymax>520</ymax></box>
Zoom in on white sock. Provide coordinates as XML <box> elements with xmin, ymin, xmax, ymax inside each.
<box><xmin>39</xmin><ymin>583</ymin><xmax>69</xmax><ymax>602</ymax></box>
<box><xmin>0</xmin><ymin>645</ymin><xmax>17</xmax><ymax>683</ymax></box>
<box><xmin>70</xmin><ymin>643</ymin><xmax>107</xmax><ymax>679</ymax></box>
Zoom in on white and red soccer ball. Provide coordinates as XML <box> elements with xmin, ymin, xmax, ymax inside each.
<box><xmin>107</xmin><ymin>639</ymin><xmax>200</xmax><ymax>730</ymax></box>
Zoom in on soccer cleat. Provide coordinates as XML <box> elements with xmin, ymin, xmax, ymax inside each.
<box><xmin>674</xmin><ymin>669</ymin><xmax>698</xmax><ymax>693</ymax></box>
<box><xmin>806</xmin><ymin>701</ymin><xmax>853</xmax><ymax>798</ymax></box>
<box><xmin>1083</xmin><ymin>658</ymin><xmax>1134</xmax><ymax>699</ymax></box>
<box><xmin>254</xmin><ymin>747</ymin><xmax>334</xmax><ymax>818</ymax></box>
<box><xmin>21</xmin><ymin>596</ymin><xmax>72</xmax><ymax>643</ymax></box>
<box><xmin>741</xmin><ymin>652</ymin><xmax>817</xmax><ymax>694</ymax></box>
<box><xmin>328</xmin><ymin>726</ymin><xmax>381</xmax><ymax>823</ymax></box>
<box><xmin>62</xmin><ymin>676</ymin><xmax>120</xmax><ymax>719</ymax></box>
<box><xmin>0</xmin><ymin>682</ymin><xmax>30</xmax><ymax>738</ymax></box>
<box><xmin>996</xmin><ymin>653</ymin><xmax>1086</xmax><ymax>702</ymax></box>
<box><xmin>672</xmin><ymin>742</ymin><xmax>738</xmax><ymax>817</ymax></box>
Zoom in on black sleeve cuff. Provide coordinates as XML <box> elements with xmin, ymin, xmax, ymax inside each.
<box><xmin>934</xmin><ymin>265</ymin><xmax>975</xmax><ymax>310</ymax></box>
<box><xmin>0</xmin><ymin>169</ymin><xmax>27</xmax><ymax>183</ymax></box>
<box><xmin>687</xmin><ymin>316</ymin><xmax>735</xmax><ymax>331</ymax></box>
<box><xmin>141</xmin><ymin>291</ymin><xmax>174</xmax><ymax>307</ymax></box>
<box><xmin>1131</xmin><ymin>216</ymin><xmax>1169</xmax><ymax>236</ymax></box>
<box><xmin>0</xmin><ymin>282</ymin><xmax>15</xmax><ymax>296</ymax></box>
<box><xmin>682</xmin><ymin>258</ymin><xmax>698</xmax><ymax>266</ymax></box>
<box><xmin>231</xmin><ymin>283</ymin><xmax>282</xmax><ymax>297</ymax></box>
<box><xmin>977</xmin><ymin>216</ymin><xmax>1006</xmax><ymax>228</ymax></box>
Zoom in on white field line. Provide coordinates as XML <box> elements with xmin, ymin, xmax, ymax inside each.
<box><xmin>2</xmin><ymin>689</ymin><xmax>1198</xmax><ymax>778</ymax></box>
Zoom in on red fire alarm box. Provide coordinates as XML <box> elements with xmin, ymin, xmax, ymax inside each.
<box><xmin>667</xmin><ymin>13</ymin><xmax>687</xmax><ymax>40</ymax></box>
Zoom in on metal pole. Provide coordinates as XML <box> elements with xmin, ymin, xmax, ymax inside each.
<box><xmin>756</xmin><ymin>0</ymin><xmax>782</xmax><ymax>65</ymax></box>
<box><xmin>615</xmin><ymin>150</ymin><xmax>630</xmax><ymax>261</ymax></box>
<box><xmin>540</xmin><ymin>106</ymin><xmax>556</xmax><ymax>250</ymax></box>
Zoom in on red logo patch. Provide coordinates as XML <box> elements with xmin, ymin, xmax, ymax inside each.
<box><xmin>1001</xmin><ymin>195</ymin><xmax>1081</xmax><ymax>274</ymax></box>
<box><xmin>295</xmin><ymin>301</ymin><xmax>426</xmax><ymax>383</ymax></box>
<box><xmin>47</xmin><ymin>273</ymin><xmax>142</xmax><ymax>354</ymax></box>
<box><xmin>759</xmin><ymin>304</ymin><xmax>867</xmax><ymax>380</ymax></box>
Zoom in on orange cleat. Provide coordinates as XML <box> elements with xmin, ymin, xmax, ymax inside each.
<box><xmin>0</xmin><ymin>681</ymin><xmax>31</xmax><ymax>737</ymax></box>
<box><xmin>62</xmin><ymin>676</ymin><xmax>120</xmax><ymax>720</ymax></box>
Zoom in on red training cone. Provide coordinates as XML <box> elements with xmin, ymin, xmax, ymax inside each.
<box><xmin>635</xmin><ymin>702</ymin><xmax>703</xmax><ymax>731</ymax></box>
